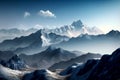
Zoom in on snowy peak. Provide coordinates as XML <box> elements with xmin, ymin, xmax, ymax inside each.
<box><xmin>71</xmin><ymin>20</ymin><xmax>83</xmax><ymax>29</ymax></box>
<box><xmin>41</xmin><ymin>31</ymin><xmax>69</xmax><ymax>47</ymax></box>
<box><xmin>49</xmin><ymin>19</ymin><xmax>103</xmax><ymax>38</ymax></box>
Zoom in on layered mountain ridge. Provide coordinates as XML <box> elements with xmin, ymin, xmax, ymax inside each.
<box><xmin>19</xmin><ymin>46</ymin><xmax>77</xmax><ymax>68</ymax></box>
<box><xmin>56</xmin><ymin>30</ymin><xmax>120</xmax><ymax>54</ymax></box>
<box><xmin>59</xmin><ymin>48</ymin><xmax>120</xmax><ymax>80</ymax></box>
<box><xmin>0</xmin><ymin>19</ymin><xmax>104</xmax><ymax>55</ymax></box>
<box><xmin>49</xmin><ymin>53</ymin><xmax>101</xmax><ymax>70</ymax></box>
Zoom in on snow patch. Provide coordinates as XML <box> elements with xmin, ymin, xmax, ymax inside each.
<box><xmin>41</xmin><ymin>35</ymin><xmax>51</xmax><ymax>47</ymax></box>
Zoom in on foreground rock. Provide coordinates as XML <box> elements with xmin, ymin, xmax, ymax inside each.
<box><xmin>60</xmin><ymin>48</ymin><xmax>120</xmax><ymax>80</ymax></box>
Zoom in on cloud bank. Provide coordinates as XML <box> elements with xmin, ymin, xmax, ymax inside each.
<box><xmin>24</xmin><ymin>12</ymin><xmax>30</xmax><ymax>18</ymax></box>
<box><xmin>34</xmin><ymin>24</ymin><xmax>43</xmax><ymax>29</ymax></box>
<box><xmin>38</xmin><ymin>10</ymin><xmax>56</xmax><ymax>18</ymax></box>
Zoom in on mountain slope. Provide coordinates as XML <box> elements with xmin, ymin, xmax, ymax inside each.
<box><xmin>0</xmin><ymin>55</ymin><xmax>28</xmax><ymax>70</ymax></box>
<box><xmin>0</xmin><ymin>30</ymin><xmax>43</xmax><ymax>52</ymax></box>
<box><xmin>22</xmin><ymin>69</ymin><xmax>66</xmax><ymax>80</ymax></box>
<box><xmin>0</xmin><ymin>64</ymin><xmax>22</xmax><ymax>80</ymax></box>
<box><xmin>15</xmin><ymin>32</ymin><xmax>69</xmax><ymax>55</ymax></box>
<box><xmin>60</xmin><ymin>48</ymin><xmax>120</xmax><ymax>80</ymax></box>
<box><xmin>20</xmin><ymin>46</ymin><xmax>77</xmax><ymax>68</ymax></box>
<box><xmin>0</xmin><ymin>48</ymin><xmax>120</xmax><ymax>80</ymax></box>
<box><xmin>0</xmin><ymin>51</ymin><xmax>15</xmax><ymax>61</ymax></box>
<box><xmin>49</xmin><ymin>53</ymin><xmax>101</xmax><ymax>70</ymax></box>
<box><xmin>0</xmin><ymin>28</ymin><xmax>38</xmax><ymax>42</ymax></box>
<box><xmin>0</xmin><ymin>29</ymin><xmax>69</xmax><ymax>55</ymax></box>
<box><xmin>56</xmin><ymin>30</ymin><xmax>120</xmax><ymax>54</ymax></box>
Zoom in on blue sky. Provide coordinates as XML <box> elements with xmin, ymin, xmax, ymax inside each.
<box><xmin>0</xmin><ymin>0</ymin><xmax>120</xmax><ymax>32</ymax></box>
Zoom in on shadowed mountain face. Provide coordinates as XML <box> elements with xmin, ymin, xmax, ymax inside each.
<box><xmin>0</xmin><ymin>51</ymin><xmax>15</xmax><ymax>61</ymax></box>
<box><xmin>55</xmin><ymin>30</ymin><xmax>120</xmax><ymax>54</ymax></box>
<box><xmin>0</xmin><ymin>30</ymin><xmax>43</xmax><ymax>52</ymax></box>
<box><xmin>0</xmin><ymin>28</ymin><xmax>38</xmax><ymax>42</ymax></box>
<box><xmin>19</xmin><ymin>46</ymin><xmax>77</xmax><ymax>68</ymax></box>
<box><xmin>0</xmin><ymin>29</ymin><xmax>69</xmax><ymax>55</ymax></box>
<box><xmin>22</xmin><ymin>69</ymin><xmax>63</xmax><ymax>80</ymax></box>
<box><xmin>0</xmin><ymin>55</ymin><xmax>28</xmax><ymax>70</ymax></box>
<box><xmin>49</xmin><ymin>53</ymin><xmax>101</xmax><ymax>71</ymax></box>
<box><xmin>59</xmin><ymin>48</ymin><xmax>120</xmax><ymax>80</ymax></box>
<box><xmin>0</xmin><ymin>48</ymin><xmax>120</xmax><ymax>80</ymax></box>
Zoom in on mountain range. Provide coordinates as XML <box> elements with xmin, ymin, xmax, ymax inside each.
<box><xmin>59</xmin><ymin>48</ymin><xmax>120</xmax><ymax>80</ymax></box>
<box><xmin>49</xmin><ymin>53</ymin><xmax>101</xmax><ymax>71</ymax></box>
<box><xmin>19</xmin><ymin>46</ymin><xmax>77</xmax><ymax>68</ymax></box>
<box><xmin>0</xmin><ymin>22</ymin><xmax>119</xmax><ymax>55</ymax></box>
<box><xmin>55</xmin><ymin>30</ymin><xmax>120</xmax><ymax>54</ymax></box>
<box><xmin>0</xmin><ymin>28</ymin><xmax>38</xmax><ymax>42</ymax></box>
<box><xmin>0</xmin><ymin>48</ymin><xmax>118</xmax><ymax>80</ymax></box>
<box><xmin>0</xmin><ymin>55</ymin><xmax>28</xmax><ymax>70</ymax></box>
<box><xmin>0</xmin><ymin>46</ymin><xmax>120</xmax><ymax>80</ymax></box>
<box><xmin>0</xmin><ymin>30</ymin><xmax>69</xmax><ymax>55</ymax></box>
<box><xmin>0</xmin><ymin>20</ymin><xmax>105</xmax><ymax>55</ymax></box>
<box><xmin>50</xmin><ymin>20</ymin><xmax>103</xmax><ymax>37</ymax></box>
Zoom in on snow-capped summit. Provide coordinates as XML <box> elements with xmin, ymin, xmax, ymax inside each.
<box><xmin>71</xmin><ymin>20</ymin><xmax>83</xmax><ymax>30</ymax></box>
<box><xmin>41</xmin><ymin>31</ymin><xmax>69</xmax><ymax>47</ymax></box>
<box><xmin>49</xmin><ymin>20</ymin><xmax>103</xmax><ymax>38</ymax></box>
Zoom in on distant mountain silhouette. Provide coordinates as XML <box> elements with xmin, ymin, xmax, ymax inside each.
<box><xmin>0</xmin><ymin>28</ymin><xmax>38</xmax><ymax>42</ymax></box>
<box><xmin>56</xmin><ymin>30</ymin><xmax>120</xmax><ymax>54</ymax></box>
<box><xmin>0</xmin><ymin>30</ymin><xmax>43</xmax><ymax>52</ymax></box>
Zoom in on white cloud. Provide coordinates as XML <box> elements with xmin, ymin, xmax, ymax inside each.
<box><xmin>18</xmin><ymin>24</ymin><xmax>28</xmax><ymax>30</ymax></box>
<box><xmin>34</xmin><ymin>24</ymin><xmax>43</xmax><ymax>29</ymax></box>
<box><xmin>24</xmin><ymin>12</ymin><xmax>30</xmax><ymax>18</ymax></box>
<box><xmin>38</xmin><ymin>10</ymin><xmax>56</xmax><ymax>18</ymax></box>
